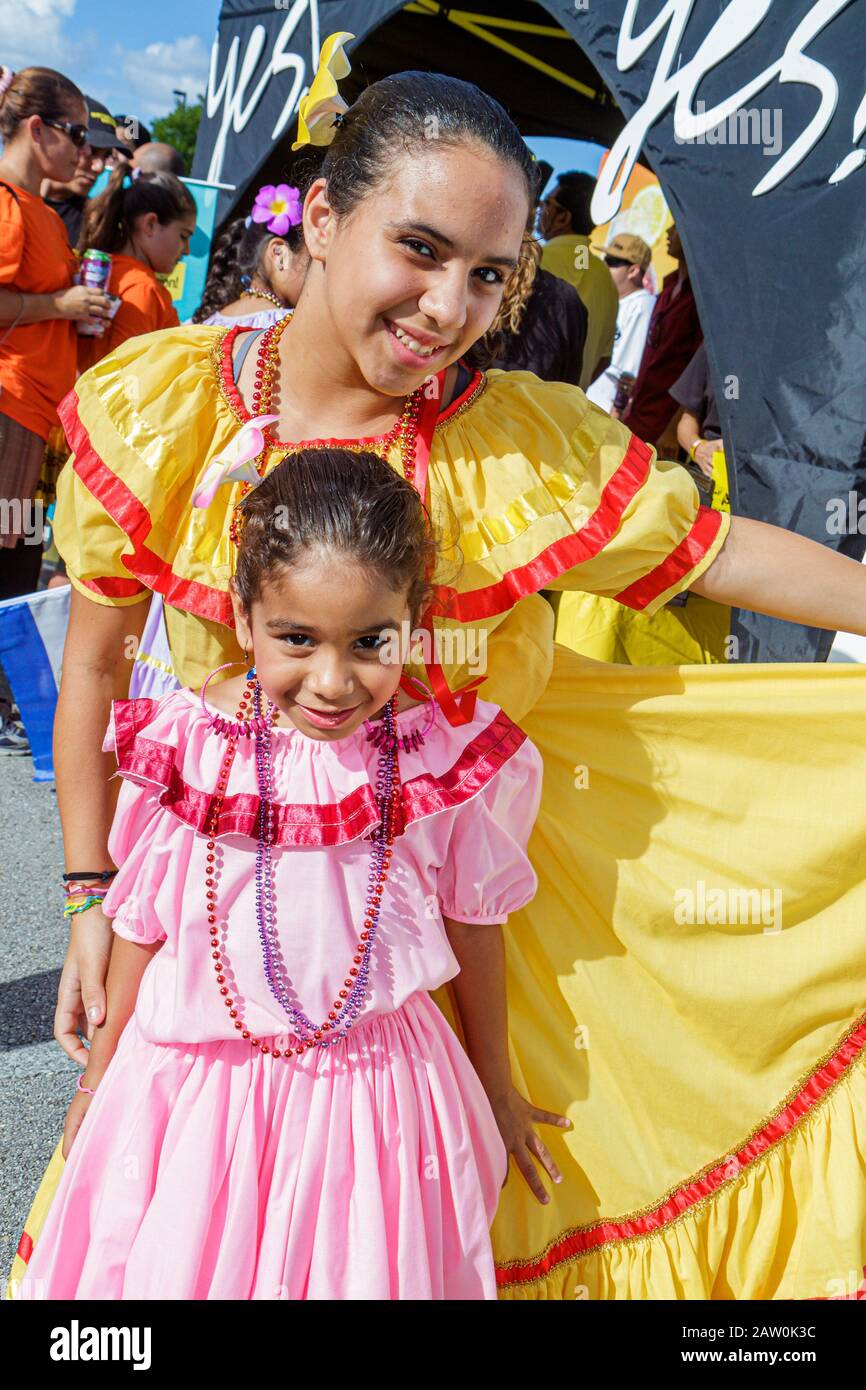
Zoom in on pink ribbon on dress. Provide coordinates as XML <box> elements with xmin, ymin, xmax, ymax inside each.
<box><xmin>192</xmin><ymin>414</ymin><xmax>280</xmax><ymax>508</ymax></box>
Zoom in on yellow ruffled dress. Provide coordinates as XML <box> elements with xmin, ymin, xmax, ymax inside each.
<box><xmin>9</xmin><ymin>325</ymin><xmax>866</xmax><ymax>1302</ymax></box>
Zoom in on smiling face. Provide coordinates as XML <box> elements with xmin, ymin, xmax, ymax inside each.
<box><xmin>66</xmin><ymin>144</ymin><xmax>108</xmax><ymax>197</ymax></box>
<box><xmin>301</xmin><ymin>141</ymin><xmax>530</xmax><ymax>396</ymax></box>
<box><xmin>230</xmin><ymin>546</ymin><xmax>411</xmax><ymax>742</ymax></box>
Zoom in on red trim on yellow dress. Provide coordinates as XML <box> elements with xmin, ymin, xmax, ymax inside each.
<box><xmin>495</xmin><ymin>1009</ymin><xmax>866</xmax><ymax>1287</ymax></box>
<box><xmin>16</xmin><ymin>1232</ymin><xmax>33</xmax><ymax>1264</ymax></box>
<box><xmin>435</xmin><ymin>434</ymin><xmax>655</xmax><ymax>622</ymax></box>
<box><xmin>110</xmin><ymin>697</ymin><xmax>528</xmax><ymax>848</ymax></box>
<box><xmin>612</xmin><ymin>504</ymin><xmax>724</xmax><ymax>611</ymax></box>
<box><xmin>58</xmin><ymin>387</ymin><xmax>236</xmax><ymax>626</ymax></box>
<box><xmin>79</xmin><ymin>574</ymin><xmax>147</xmax><ymax>600</ymax></box>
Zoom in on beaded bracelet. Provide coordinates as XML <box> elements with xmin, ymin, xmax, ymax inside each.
<box><xmin>63</xmin><ymin>895</ymin><xmax>109</xmax><ymax>918</ymax></box>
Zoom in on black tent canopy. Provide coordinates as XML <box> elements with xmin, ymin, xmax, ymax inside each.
<box><xmin>196</xmin><ymin>1</ymin><xmax>622</xmax><ymax>210</ymax></box>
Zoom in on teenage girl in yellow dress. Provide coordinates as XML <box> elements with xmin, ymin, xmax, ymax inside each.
<box><xmin>10</xmin><ymin>36</ymin><xmax>866</xmax><ymax>1300</ymax></box>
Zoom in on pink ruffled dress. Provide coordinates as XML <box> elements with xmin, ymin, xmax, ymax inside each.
<box><xmin>25</xmin><ymin>688</ymin><xmax>542</xmax><ymax>1301</ymax></box>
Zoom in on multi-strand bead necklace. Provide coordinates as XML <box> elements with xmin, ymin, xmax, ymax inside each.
<box><xmin>203</xmin><ymin>674</ymin><xmax>405</xmax><ymax>1059</ymax></box>
<box><xmin>226</xmin><ymin>315</ymin><xmax>425</xmax><ymax>546</ymax></box>
<box><xmin>207</xmin><ymin>322</ymin><xmax>432</xmax><ymax>1056</ymax></box>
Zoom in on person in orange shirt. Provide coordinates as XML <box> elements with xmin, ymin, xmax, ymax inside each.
<box><xmin>76</xmin><ymin>165</ymin><xmax>196</xmax><ymax>369</ymax></box>
<box><xmin>0</xmin><ymin>66</ymin><xmax>111</xmax><ymax>592</ymax></box>
<box><xmin>0</xmin><ymin>65</ymin><xmax>112</xmax><ymax>752</ymax></box>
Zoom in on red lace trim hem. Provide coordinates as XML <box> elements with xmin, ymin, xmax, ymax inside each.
<box><xmin>495</xmin><ymin>1010</ymin><xmax>866</xmax><ymax>1287</ymax></box>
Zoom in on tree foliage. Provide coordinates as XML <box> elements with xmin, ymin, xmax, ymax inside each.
<box><xmin>152</xmin><ymin>98</ymin><xmax>203</xmax><ymax>173</ymax></box>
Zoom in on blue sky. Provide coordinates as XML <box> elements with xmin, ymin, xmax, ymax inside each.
<box><xmin>0</xmin><ymin>0</ymin><xmax>219</xmax><ymax>123</ymax></box>
<box><xmin>0</xmin><ymin>2</ymin><xmax>609</xmax><ymax>169</ymax></box>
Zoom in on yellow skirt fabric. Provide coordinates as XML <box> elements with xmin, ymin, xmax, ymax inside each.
<box><xmin>553</xmin><ymin>452</ymin><xmax>732</xmax><ymax>667</ymax></box>
<box><xmin>12</xmin><ymin>645</ymin><xmax>866</xmax><ymax>1302</ymax></box>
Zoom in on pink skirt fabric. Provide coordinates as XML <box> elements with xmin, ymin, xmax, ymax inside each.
<box><xmin>23</xmin><ymin>990</ymin><xmax>508</xmax><ymax>1300</ymax></box>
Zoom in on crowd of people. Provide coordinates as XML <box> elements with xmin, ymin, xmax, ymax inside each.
<box><xmin>0</xmin><ymin>66</ymin><xmax>191</xmax><ymax>750</ymax></box>
<box><xmin>5</xmin><ymin>42</ymin><xmax>866</xmax><ymax>1307</ymax></box>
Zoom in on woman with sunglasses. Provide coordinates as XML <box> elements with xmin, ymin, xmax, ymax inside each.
<box><xmin>0</xmin><ymin>66</ymin><xmax>111</xmax><ymax>610</ymax></box>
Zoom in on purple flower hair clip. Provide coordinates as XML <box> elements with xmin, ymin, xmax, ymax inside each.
<box><xmin>250</xmin><ymin>183</ymin><xmax>303</xmax><ymax>237</ymax></box>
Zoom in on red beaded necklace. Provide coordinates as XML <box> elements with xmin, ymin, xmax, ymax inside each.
<box><xmin>227</xmin><ymin>317</ymin><xmax>424</xmax><ymax>546</ymax></box>
<box><xmin>203</xmin><ymin>677</ymin><xmax>402</xmax><ymax>1061</ymax></box>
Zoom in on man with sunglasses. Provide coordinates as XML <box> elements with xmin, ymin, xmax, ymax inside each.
<box><xmin>619</xmin><ymin>224</ymin><xmax>703</xmax><ymax>447</ymax></box>
<box><xmin>41</xmin><ymin>97</ymin><xmax>132</xmax><ymax>248</ymax></box>
<box><xmin>586</xmin><ymin>234</ymin><xmax>655</xmax><ymax>414</ymax></box>
<box><xmin>539</xmin><ymin>171</ymin><xmax>618</xmax><ymax>391</ymax></box>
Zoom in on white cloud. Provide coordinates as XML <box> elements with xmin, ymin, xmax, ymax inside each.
<box><xmin>115</xmin><ymin>34</ymin><xmax>210</xmax><ymax>117</ymax></box>
<box><xmin>0</xmin><ymin>0</ymin><xmax>80</xmax><ymax>71</ymax></box>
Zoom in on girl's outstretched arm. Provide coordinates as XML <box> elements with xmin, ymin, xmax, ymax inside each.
<box><xmin>443</xmin><ymin>917</ymin><xmax>572</xmax><ymax>1205</ymax></box>
<box><xmin>62</xmin><ymin>934</ymin><xmax>163</xmax><ymax>1159</ymax></box>
<box><xmin>691</xmin><ymin>513</ymin><xmax>866</xmax><ymax>634</ymax></box>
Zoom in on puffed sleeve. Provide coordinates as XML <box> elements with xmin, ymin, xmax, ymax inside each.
<box><xmin>53</xmin><ymin>322</ymin><xmax>237</xmax><ymax>620</ymax></box>
<box><xmin>437</xmin><ymin>736</ymin><xmax>542</xmax><ymax>924</ymax></box>
<box><xmin>99</xmin><ymin>702</ymin><xmax>168</xmax><ymax>943</ymax></box>
<box><xmin>429</xmin><ymin>369</ymin><xmax>731</xmax><ymax>620</ymax></box>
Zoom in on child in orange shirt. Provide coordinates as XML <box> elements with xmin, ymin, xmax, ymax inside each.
<box><xmin>76</xmin><ymin>166</ymin><xmax>196</xmax><ymax>368</ymax></box>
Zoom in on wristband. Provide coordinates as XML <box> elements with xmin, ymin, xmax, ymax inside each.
<box><xmin>62</xmin><ymin>870</ymin><xmax>117</xmax><ymax>883</ymax></box>
<box><xmin>688</xmin><ymin>438</ymin><xmax>703</xmax><ymax>462</ymax></box>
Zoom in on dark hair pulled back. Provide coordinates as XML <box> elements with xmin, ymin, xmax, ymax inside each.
<box><xmin>192</xmin><ymin>214</ymin><xmax>305</xmax><ymax>323</ymax></box>
<box><xmin>321</xmin><ymin>71</ymin><xmax>535</xmax><ymax>215</ymax></box>
<box><xmin>318</xmin><ymin>71</ymin><xmax>539</xmax><ymax>337</ymax></box>
<box><xmin>233</xmin><ymin>449</ymin><xmax>435</xmax><ymax>621</ymax></box>
<box><xmin>77</xmin><ymin>165</ymin><xmax>196</xmax><ymax>255</ymax></box>
<box><xmin>0</xmin><ymin>66</ymin><xmax>84</xmax><ymax>141</ymax></box>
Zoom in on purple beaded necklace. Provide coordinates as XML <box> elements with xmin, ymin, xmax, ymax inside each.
<box><xmin>249</xmin><ymin>680</ymin><xmax>401</xmax><ymax>1051</ymax></box>
<box><xmin>203</xmin><ymin>674</ymin><xmax>435</xmax><ymax>1058</ymax></box>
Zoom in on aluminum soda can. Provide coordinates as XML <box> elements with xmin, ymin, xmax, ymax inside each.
<box><xmin>77</xmin><ymin>249</ymin><xmax>112</xmax><ymax>335</ymax></box>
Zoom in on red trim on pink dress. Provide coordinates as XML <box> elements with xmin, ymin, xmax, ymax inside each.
<box><xmin>110</xmin><ymin>698</ymin><xmax>527</xmax><ymax>848</ymax></box>
<box><xmin>495</xmin><ymin>1012</ymin><xmax>866</xmax><ymax>1287</ymax></box>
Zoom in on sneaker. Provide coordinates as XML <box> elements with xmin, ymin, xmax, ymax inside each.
<box><xmin>0</xmin><ymin>715</ymin><xmax>30</xmax><ymax>755</ymax></box>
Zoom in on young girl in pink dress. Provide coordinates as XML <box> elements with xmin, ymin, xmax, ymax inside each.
<box><xmin>18</xmin><ymin>447</ymin><xmax>565</xmax><ymax>1301</ymax></box>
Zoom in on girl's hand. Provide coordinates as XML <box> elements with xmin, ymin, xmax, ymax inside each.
<box><xmin>62</xmin><ymin>1084</ymin><xmax>95</xmax><ymax>1160</ymax></box>
<box><xmin>489</xmin><ymin>1084</ymin><xmax>572</xmax><ymax>1204</ymax></box>
<box><xmin>54</xmin><ymin>904</ymin><xmax>113</xmax><ymax>1064</ymax></box>
<box><xmin>54</xmin><ymin>285</ymin><xmax>112</xmax><ymax>322</ymax></box>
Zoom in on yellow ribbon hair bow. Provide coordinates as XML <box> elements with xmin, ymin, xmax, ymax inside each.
<box><xmin>292</xmin><ymin>31</ymin><xmax>355</xmax><ymax>151</ymax></box>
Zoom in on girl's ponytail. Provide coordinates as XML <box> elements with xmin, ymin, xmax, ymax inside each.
<box><xmin>77</xmin><ymin>167</ymin><xmax>196</xmax><ymax>255</ymax></box>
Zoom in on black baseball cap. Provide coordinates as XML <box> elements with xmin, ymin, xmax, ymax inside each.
<box><xmin>84</xmin><ymin>96</ymin><xmax>132</xmax><ymax>155</ymax></box>
<box><xmin>113</xmin><ymin>113</ymin><xmax>152</xmax><ymax>148</ymax></box>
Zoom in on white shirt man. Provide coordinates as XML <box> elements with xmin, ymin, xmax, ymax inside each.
<box><xmin>586</xmin><ymin>233</ymin><xmax>656</xmax><ymax>414</ymax></box>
